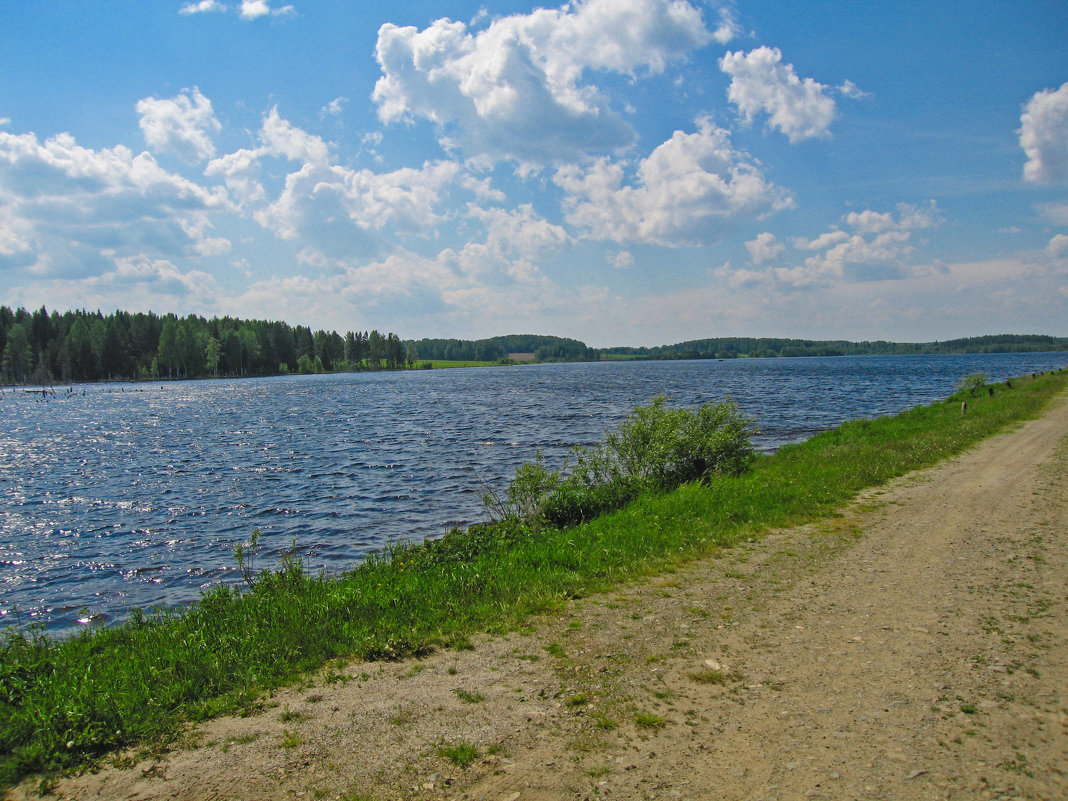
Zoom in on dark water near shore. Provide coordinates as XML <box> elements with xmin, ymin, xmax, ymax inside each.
<box><xmin>2</xmin><ymin>353</ymin><xmax>1065</xmax><ymax>633</ymax></box>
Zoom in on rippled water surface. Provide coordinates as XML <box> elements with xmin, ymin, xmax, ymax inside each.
<box><xmin>2</xmin><ymin>353</ymin><xmax>1065</xmax><ymax>632</ymax></box>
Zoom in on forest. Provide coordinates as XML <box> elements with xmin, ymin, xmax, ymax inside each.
<box><xmin>410</xmin><ymin>334</ymin><xmax>597</xmax><ymax>363</ymax></box>
<box><xmin>0</xmin><ymin>306</ymin><xmax>411</xmax><ymax>383</ymax></box>
<box><xmin>600</xmin><ymin>334</ymin><xmax>1068</xmax><ymax>361</ymax></box>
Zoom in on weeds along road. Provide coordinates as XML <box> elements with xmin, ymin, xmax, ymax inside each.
<box><xmin>17</xmin><ymin>391</ymin><xmax>1068</xmax><ymax>801</ymax></box>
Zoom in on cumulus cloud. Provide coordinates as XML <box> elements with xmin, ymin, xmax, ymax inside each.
<box><xmin>467</xmin><ymin>203</ymin><xmax>570</xmax><ymax>261</ymax></box>
<box><xmin>1048</xmin><ymin>233</ymin><xmax>1068</xmax><ymax>259</ymax></box>
<box><xmin>745</xmin><ymin>232</ymin><xmax>785</xmax><ymax>264</ymax></box>
<box><xmin>554</xmin><ymin>118</ymin><xmax>792</xmax><ymax>246</ymax></box>
<box><xmin>239</xmin><ymin>0</ymin><xmax>293</xmax><ymax>20</ymax></box>
<box><xmin>9</xmin><ymin>255</ymin><xmax>223</xmax><ymax>321</ymax></box>
<box><xmin>719</xmin><ymin>47</ymin><xmax>838</xmax><ymax>142</ymax></box>
<box><xmin>711</xmin><ymin>3</ymin><xmax>742</xmax><ymax>45</ymax></box>
<box><xmin>844</xmin><ymin>201</ymin><xmax>940</xmax><ymax>234</ymax></box>
<box><xmin>1020</xmin><ymin>82</ymin><xmax>1068</xmax><ymax>184</ymax></box>
<box><xmin>258</xmin><ymin>107</ymin><xmax>330</xmax><ymax>164</ymax></box>
<box><xmin>204</xmin><ymin>147</ymin><xmax>265</xmax><ymax>207</ymax></box>
<box><xmin>771</xmin><ymin>202</ymin><xmax>942</xmax><ymax>286</ymax></box>
<box><xmin>0</xmin><ymin>129</ymin><xmax>229</xmax><ymax>276</ymax></box>
<box><xmin>254</xmin><ymin>159</ymin><xmax>462</xmax><ymax>255</ymax></box>
<box><xmin>109</xmin><ymin>255</ymin><xmax>221</xmax><ymax>296</ymax></box>
<box><xmin>179</xmin><ymin>1</ymin><xmax>225</xmax><ymax>14</ymax></box>
<box><xmin>136</xmin><ymin>87</ymin><xmax>221</xmax><ymax>163</ymax></box>
<box><xmin>373</xmin><ymin>0</ymin><xmax>712</xmax><ymax>164</ymax></box>
<box><xmin>204</xmin><ymin>107</ymin><xmax>330</xmax><ymax>207</ymax></box>
<box><xmin>232</xmin><ymin>234</ymin><xmax>605</xmax><ymax>339</ymax></box>
<box><xmin>179</xmin><ymin>1</ymin><xmax>294</xmax><ymax>20</ymax></box>
<box><xmin>321</xmin><ymin>97</ymin><xmax>348</xmax><ymax>117</ymax></box>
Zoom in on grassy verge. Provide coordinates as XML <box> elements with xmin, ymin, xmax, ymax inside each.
<box><xmin>2</xmin><ymin>369</ymin><xmax>1065</xmax><ymax>787</ymax></box>
<box><xmin>416</xmin><ymin>359</ymin><xmax>508</xmax><ymax>369</ymax></box>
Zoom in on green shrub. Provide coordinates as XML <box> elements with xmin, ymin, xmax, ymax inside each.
<box><xmin>955</xmin><ymin>372</ymin><xmax>989</xmax><ymax>396</ymax></box>
<box><xmin>489</xmin><ymin>395</ymin><xmax>757</xmax><ymax>529</ymax></box>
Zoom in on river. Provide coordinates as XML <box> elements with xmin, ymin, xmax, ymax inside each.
<box><xmin>2</xmin><ymin>352</ymin><xmax>1065</xmax><ymax>633</ymax></box>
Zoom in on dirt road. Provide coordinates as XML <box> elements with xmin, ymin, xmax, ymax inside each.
<box><xmin>17</xmin><ymin>393</ymin><xmax>1067</xmax><ymax>801</ymax></box>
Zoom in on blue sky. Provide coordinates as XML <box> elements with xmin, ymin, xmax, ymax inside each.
<box><xmin>1</xmin><ymin>0</ymin><xmax>1066</xmax><ymax>346</ymax></box>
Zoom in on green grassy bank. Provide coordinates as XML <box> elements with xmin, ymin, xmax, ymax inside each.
<box><xmin>2</xmin><ymin>369</ymin><xmax>1066</xmax><ymax>787</ymax></box>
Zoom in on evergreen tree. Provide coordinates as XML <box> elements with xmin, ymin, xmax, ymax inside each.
<box><xmin>1</xmin><ymin>323</ymin><xmax>33</xmax><ymax>383</ymax></box>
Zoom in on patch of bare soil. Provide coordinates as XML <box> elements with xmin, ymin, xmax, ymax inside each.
<box><xmin>13</xmin><ymin>394</ymin><xmax>1067</xmax><ymax>801</ymax></box>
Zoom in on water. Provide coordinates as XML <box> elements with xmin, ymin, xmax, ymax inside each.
<box><xmin>2</xmin><ymin>353</ymin><xmax>1064</xmax><ymax>633</ymax></box>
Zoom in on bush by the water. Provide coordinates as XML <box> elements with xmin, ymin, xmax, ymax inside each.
<box><xmin>482</xmin><ymin>395</ymin><xmax>757</xmax><ymax>528</ymax></box>
<box><xmin>954</xmin><ymin>372</ymin><xmax>990</xmax><ymax>396</ymax></box>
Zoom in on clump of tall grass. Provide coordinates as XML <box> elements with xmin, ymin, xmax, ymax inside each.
<box><xmin>482</xmin><ymin>395</ymin><xmax>756</xmax><ymax>528</ymax></box>
<box><xmin>1</xmin><ymin>370</ymin><xmax>1064</xmax><ymax>788</ymax></box>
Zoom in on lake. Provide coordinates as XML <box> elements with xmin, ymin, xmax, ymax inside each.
<box><xmin>2</xmin><ymin>352</ymin><xmax>1065</xmax><ymax>633</ymax></box>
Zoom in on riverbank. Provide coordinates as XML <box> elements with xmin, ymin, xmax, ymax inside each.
<box><xmin>3</xmin><ymin>370</ymin><xmax>1066</xmax><ymax>797</ymax></box>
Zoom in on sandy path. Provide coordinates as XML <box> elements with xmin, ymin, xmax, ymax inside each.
<box><xmin>14</xmin><ymin>392</ymin><xmax>1067</xmax><ymax>801</ymax></box>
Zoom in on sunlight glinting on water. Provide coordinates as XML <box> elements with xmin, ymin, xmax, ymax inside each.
<box><xmin>1</xmin><ymin>352</ymin><xmax>1065</xmax><ymax>632</ymax></box>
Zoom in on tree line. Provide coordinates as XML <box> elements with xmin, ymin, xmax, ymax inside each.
<box><xmin>600</xmin><ymin>334</ymin><xmax>1068</xmax><ymax>361</ymax></box>
<box><xmin>3</xmin><ymin>303</ymin><xmax>1063</xmax><ymax>385</ymax></box>
<box><xmin>0</xmin><ymin>306</ymin><xmax>413</xmax><ymax>384</ymax></box>
<box><xmin>410</xmin><ymin>334</ymin><xmax>598</xmax><ymax>363</ymax></box>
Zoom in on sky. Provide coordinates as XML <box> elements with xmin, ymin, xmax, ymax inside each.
<box><xmin>1</xmin><ymin>1</ymin><xmax>1066</xmax><ymax>347</ymax></box>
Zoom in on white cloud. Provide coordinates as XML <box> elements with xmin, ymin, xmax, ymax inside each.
<box><xmin>719</xmin><ymin>46</ymin><xmax>838</xmax><ymax>142</ymax></box>
<box><xmin>109</xmin><ymin>255</ymin><xmax>221</xmax><ymax>296</ymax></box>
<box><xmin>258</xmin><ymin>107</ymin><xmax>330</xmax><ymax>165</ymax></box>
<box><xmin>771</xmin><ymin>202</ymin><xmax>942</xmax><ymax>286</ymax></box>
<box><xmin>711</xmin><ymin>3</ymin><xmax>742</xmax><ymax>45</ymax></box>
<box><xmin>10</xmin><ymin>255</ymin><xmax>223</xmax><ymax>318</ymax></box>
<box><xmin>180</xmin><ymin>1</ymin><xmax>293</xmax><ymax>20</ymax></box>
<box><xmin>1047</xmin><ymin>233</ymin><xmax>1068</xmax><ymax>259</ymax></box>
<box><xmin>181</xmin><ymin>214</ymin><xmax>231</xmax><ymax>256</ymax></box>
<box><xmin>555</xmin><ymin>118</ymin><xmax>792</xmax><ymax>246</ymax></box>
<box><xmin>136</xmin><ymin>87</ymin><xmax>221</xmax><ymax>163</ymax></box>
<box><xmin>1020</xmin><ymin>82</ymin><xmax>1068</xmax><ymax>184</ymax></box>
<box><xmin>838</xmin><ymin>80</ymin><xmax>868</xmax><ymax>100</ymax></box>
<box><xmin>467</xmin><ymin>203</ymin><xmax>571</xmax><ymax>261</ymax></box>
<box><xmin>373</xmin><ymin>0</ymin><xmax>712</xmax><ymax>164</ymax></box>
<box><xmin>254</xmin><ymin>159</ymin><xmax>462</xmax><ymax>252</ymax></box>
<box><xmin>179</xmin><ymin>1</ymin><xmax>226</xmax><ymax>14</ymax></box>
<box><xmin>0</xmin><ymin>129</ymin><xmax>229</xmax><ymax>275</ymax></box>
<box><xmin>231</xmin><ymin>236</ymin><xmax>607</xmax><ymax>339</ymax></box>
<box><xmin>204</xmin><ymin>108</ymin><xmax>331</xmax><ymax>207</ymax></box>
<box><xmin>791</xmin><ymin>229</ymin><xmax>849</xmax><ymax>251</ymax></box>
<box><xmin>845</xmin><ymin>202</ymin><xmax>939</xmax><ymax>234</ymax></box>
<box><xmin>322</xmin><ymin>97</ymin><xmax>348</xmax><ymax>117</ymax></box>
<box><xmin>745</xmin><ymin>232</ymin><xmax>785</xmax><ymax>264</ymax></box>
<box><xmin>239</xmin><ymin>0</ymin><xmax>293</xmax><ymax>20</ymax></box>
<box><xmin>204</xmin><ymin>147</ymin><xmax>265</xmax><ymax>207</ymax></box>
<box><xmin>611</xmin><ymin>250</ymin><xmax>634</xmax><ymax>269</ymax></box>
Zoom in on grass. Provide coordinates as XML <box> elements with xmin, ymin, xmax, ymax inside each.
<box><xmin>418</xmin><ymin>359</ymin><xmax>506</xmax><ymax>369</ymax></box>
<box><xmin>453</xmin><ymin>689</ymin><xmax>485</xmax><ymax>704</ymax></box>
<box><xmin>634</xmin><ymin>712</ymin><xmax>667</xmax><ymax>729</ymax></box>
<box><xmin>438</xmin><ymin>742</ymin><xmax>480</xmax><ymax>769</ymax></box>
<box><xmin>1</xmin><ymin>369</ymin><xmax>1065</xmax><ymax>788</ymax></box>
